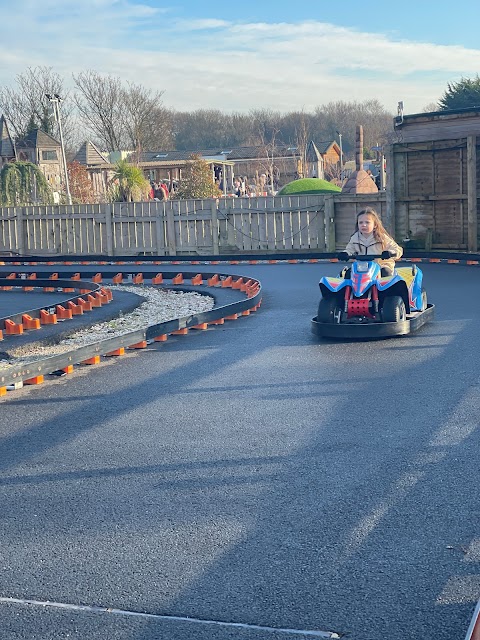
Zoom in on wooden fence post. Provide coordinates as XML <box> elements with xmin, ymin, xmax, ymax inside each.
<box><xmin>467</xmin><ymin>135</ymin><xmax>477</xmax><ymax>252</ymax></box>
<box><xmin>385</xmin><ymin>144</ymin><xmax>396</xmax><ymax>236</ymax></box>
<box><xmin>104</xmin><ymin>203</ymin><xmax>114</xmax><ymax>256</ymax></box>
<box><xmin>155</xmin><ymin>202</ymin><xmax>166</xmax><ymax>256</ymax></box>
<box><xmin>165</xmin><ymin>202</ymin><xmax>177</xmax><ymax>255</ymax></box>
<box><xmin>325</xmin><ymin>196</ymin><xmax>335</xmax><ymax>251</ymax></box>
<box><xmin>210</xmin><ymin>198</ymin><xmax>219</xmax><ymax>255</ymax></box>
<box><xmin>17</xmin><ymin>207</ymin><xmax>26</xmax><ymax>255</ymax></box>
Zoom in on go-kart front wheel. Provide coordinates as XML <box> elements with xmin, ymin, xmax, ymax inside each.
<box><xmin>317</xmin><ymin>297</ymin><xmax>342</xmax><ymax>323</ymax></box>
<box><xmin>382</xmin><ymin>295</ymin><xmax>406</xmax><ymax>322</ymax></box>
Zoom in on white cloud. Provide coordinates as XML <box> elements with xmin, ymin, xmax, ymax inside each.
<box><xmin>176</xmin><ymin>18</ymin><xmax>232</xmax><ymax>30</ymax></box>
<box><xmin>0</xmin><ymin>4</ymin><xmax>479</xmax><ymax>114</ymax></box>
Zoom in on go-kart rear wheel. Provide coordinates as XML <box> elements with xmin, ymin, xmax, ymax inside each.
<box><xmin>318</xmin><ymin>297</ymin><xmax>342</xmax><ymax>323</ymax></box>
<box><xmin>382</xmin><ymin>296</ymin><xmax>406</xmax><ymax>322</ymax></box>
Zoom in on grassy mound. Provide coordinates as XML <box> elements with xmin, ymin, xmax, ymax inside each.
<box><xmin>277</xmin><ymin>178</ymin><xmax>341</xmax><ymax>196</ymax></box>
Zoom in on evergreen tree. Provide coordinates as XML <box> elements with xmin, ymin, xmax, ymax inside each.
<box><xmin>438</xmin><ymin>75</ymin><xmax>480</xmax><ymax>111</ymax></box>
<box><xmin>175</xmin><ymin>154</ymin><xmax>222</xmax><ymax>199</ymax></box>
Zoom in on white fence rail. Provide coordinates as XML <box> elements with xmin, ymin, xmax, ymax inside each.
<box><xmin>0</xmin><ymin>194</ymin><xmax>387</xmax><ymax>257</ymax></box>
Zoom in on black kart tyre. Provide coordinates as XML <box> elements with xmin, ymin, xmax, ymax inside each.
<box><xmin>318</xmin><ymin>297</ymin><xmax>342</xmax><ymax>323</ymax></box>
<box><xmin>382</xmin><ymin>295</ymin><xmax>406</xmax><ymax>322</ymax></box>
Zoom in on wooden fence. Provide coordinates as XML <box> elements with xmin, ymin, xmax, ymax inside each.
<box><xmin>0</xmin><ymin>194</ymin><xmax>388</xmax><ymax>257</ymax></box>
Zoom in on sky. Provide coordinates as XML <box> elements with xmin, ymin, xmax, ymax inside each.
<box><xmin>1</xmin><ymin>0</ymin><xmax>480</xmax><ymax>116</ymax></box>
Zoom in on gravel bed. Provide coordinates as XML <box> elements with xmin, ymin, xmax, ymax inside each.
<box><xmin>0</xmin><ymin>285</ymin><xmax>214</xmax><ymax>369</ymax></box>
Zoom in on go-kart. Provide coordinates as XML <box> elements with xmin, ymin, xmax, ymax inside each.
<box><xmin>311</xmin><ymin>252</ymin><xmax>434</xmax><ymax>339</ymax></box>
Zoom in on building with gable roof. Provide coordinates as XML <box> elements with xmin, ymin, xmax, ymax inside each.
<box><xmin>73</xmin><ymin>139</ymin><xmax>341</xmax><ymax>198</ymax></box>
<box><xmin>0</xmin><ymin>115</ymin><xmax>16</xmax><ymax>168</ymax></box>
<box><xmin>73</xmin><ymin>141</ymin><xmax>111</xmax><ymax>198</ymax></box>
<box><xmin>15</xmin><ymin>128</ymin><xmax>63</xmax><ymax>198</ymax></box>
<box><xmin>131</xmin><ymin>141</ymin><xmax>340</xmax><ymax>192</ymax></box>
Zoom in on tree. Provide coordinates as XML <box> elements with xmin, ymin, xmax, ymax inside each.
<box><xmin>421</xmin><ymin>102</ymin><xmax>439</xmax><ymax>113</ymax></box>
<box><xmin>0</xmin><ymin>162</ymin><xmax>53</xmax><ymax>206</ymax></box>
<box><xmin>121</xmin><ymin>83</ymin><xmax>172</xmax><ymax>160</ymax></box>
<box><xmin>175</xmin><ymin>154</ymin><xmax>221</xmax><ymax>199</ymax></box>
<box><xmin>438</xmin><ymin>76</ymin><xmax>480</xmax><ymax>111</ymax></box>
<box><xmin>73</xmin><ymin>71</ymin><xmax>124</xmax><ymax>151</ymax></box>
<box><xmin>0</xmin><ymin>66</ymin><xmax>75</xmax><ymax>146</ymax></box>
<box><xmin>313</xmin><ymin>99</ymin><xmax>393</xmax><ymax>159</ymax></box>
<box><xmin>108</xmin><ymin>159</ymin><xmax>151</xmax><ymax>202</ymax></box>
<box><xmin>68</xmin><ymin>161</ymin><xmax>96</xmax><ymax>203</ymax></box>
<box><xmin>73</xmin><ymin>71</ymin><xmax>170</xmax><ymax>153</ymax></box>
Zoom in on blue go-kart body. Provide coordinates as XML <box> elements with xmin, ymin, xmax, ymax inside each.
<box><xmin>311</xmin><ymin>254</ymin><xmax>434</xmax><ymax>339</ymax></box>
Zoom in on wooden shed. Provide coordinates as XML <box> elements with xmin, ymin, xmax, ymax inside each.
<box><xmin>385</xmin><ymin>107</ymin><xmax>479</xmax><ymax>251</ymax></box>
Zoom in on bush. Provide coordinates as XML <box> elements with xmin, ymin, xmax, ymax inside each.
<box><xmin>277</xmin><ymin>178</ymin><xmax>341</xmax><ymax>196</ymax></box>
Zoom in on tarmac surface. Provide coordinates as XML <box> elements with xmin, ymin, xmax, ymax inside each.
<box><xmin>0</xmin><ymin>261</ymin><xmax>478</xmax><ymax>640</ymax></box>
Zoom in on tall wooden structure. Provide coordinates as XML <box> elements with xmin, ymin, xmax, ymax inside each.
<box><xmin>386</xmin><ymin>107</ymin><xmax>479</xmax><ymax>251</ymax></box>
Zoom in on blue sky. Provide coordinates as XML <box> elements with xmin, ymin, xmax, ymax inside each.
<box><xmin>1</xmin><ymin>0</ymin><xmax>480</xmax><ymax>115</ymax></box>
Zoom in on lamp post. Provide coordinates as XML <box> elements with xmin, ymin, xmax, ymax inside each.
<box><xmin>336</xmin><ymin>130</ymin><xmax>343</xmax><ymax>180</ymax></box>
<box><xmin>46</xmin><ymin>93</ymin><xmax>72</xmax><ymax>205</ymax></box>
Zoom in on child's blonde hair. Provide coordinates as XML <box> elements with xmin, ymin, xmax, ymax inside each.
<box><xmin>355</xmin><ymin>207</ymin><xmax>391</xmax><ymax>248</ymax></box>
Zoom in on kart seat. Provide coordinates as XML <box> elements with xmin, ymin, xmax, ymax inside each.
<box><xmin>396</xmin><ymin>267</ymin><xmax>415</xmax><ymax>288</ymax></box>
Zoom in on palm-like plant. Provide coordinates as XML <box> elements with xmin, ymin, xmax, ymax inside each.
<box><xmin>109</xmin><ymin>159</ymin><xmax>151</xmax><ymax>202</ymax></box>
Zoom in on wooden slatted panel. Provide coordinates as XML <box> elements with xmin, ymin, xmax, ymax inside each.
<box><xmin>299</xmin><ymin>206</ymin><xmax>309</xmax><ymax>249</ymax></box>
<box><xmin>265</xmin><ymin>204</ymin><xmax>276</xmax><ymax>251</ymax></box>
<box><xmin>241</xmin><ymin>199</ymin><xmax>251</xmax><ymax>251</ymax></box>
<box><xmin>407</xmin><ymin>201</ymin><xmax>434</xmax><ymax>239</ymax></box>
<box><xmin>291</xmin><ymin>204</ymin><xmax>301</xmax><ymax>250</ymax></box>
<box><xmin>434</xmin><ymin>149</ymin><xmax>462</xmax><ymax>196</ymax></box>
<box><xmin>433</xmin><ymin>199</ymin><xmax>466</xmax><ymax>247</ymax></box>
<box><xmin>334</xmin><ymin>200</ymin><xmax>360</xmax><ymax>247</ymax></box>
<box><xmin>283</xmin><ymin>206</ymin><xmax>293</xmax><ymax>250</ymax></box>
<box><xmin>274</xmin><ymin>206</ymin><xmax>284</xmax><ymax>250</ymax></box>
<box><xmin>0</xmin><ymin>207</ymin><xmax>18</xmax><ymax>254</ymax></box>
<box><xmin>407</xmin><ymin>152</ymin><xmax>434</xmax><ymax>197</ymax></box>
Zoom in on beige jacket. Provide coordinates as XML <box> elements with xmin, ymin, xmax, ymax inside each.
<box><xmin>345</xmin><ymin>232</ymin><xmax>403</xmax><ymax>272</ymax></box>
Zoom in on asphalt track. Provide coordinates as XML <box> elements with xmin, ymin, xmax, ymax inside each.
<box><xmin>0</xmin><ymin>261</ymin><xmax>479</xmax><ymax>640</ymax></box>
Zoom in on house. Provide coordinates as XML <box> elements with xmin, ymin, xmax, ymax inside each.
<box><xmin>0</xmin><ymin>115</ymin><xmax>16</xmax><ymax>168</ymax></box>
<box><xmin>75</xmin><ymin>139</ymin><xmax>342</xmax><ymax>198</ymax></box>
<box><xmin>133</xmin><ymin>141</ymin><xmax>341</xmax><ymax>191</ymax></box>
<box><xmin>73</xmin><ymin>141</ymin><xmax>111</xmax><ymax>198</ymax></box>
<box><xmin>15</xmin><ymin>128</ymin><xmax>63</xmax><ymax>200</ymax></box>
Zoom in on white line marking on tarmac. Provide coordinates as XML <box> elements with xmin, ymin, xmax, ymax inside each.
<box><xmin>0</xmin><ymin>597</ymin><xmax>342</xmax><ymax>638</ymax></box>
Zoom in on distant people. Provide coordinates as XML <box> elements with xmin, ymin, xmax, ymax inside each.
<box><xmin>160</xmin><ymin>182</ymin><xmax>169</xmax><ymax>200</ymax></box>
<box><xmin>233</xmin><ymin>177</ymin><xmax>242</xmax><ymax>197</ymax></box>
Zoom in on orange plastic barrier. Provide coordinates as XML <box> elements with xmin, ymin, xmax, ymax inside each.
<box><xmin>22</xmin><ymin>314</ymin><xmax>41</xmax><ymax>330</ymax></box>
<box><xmin>56</xmin><ymin>305</ymin><xmax>73</xmax><ymax>320</ymax></box>
<box><xmin>40</xmin><ymin>309</ymin><xmax>57</xmax><ymax>325</ymax></box>
<box><xmin>4</xmin><ymin>319</ymin><xmax>23</xmax><ymax>335</ymax></box>
<box><xmin>207</xmin><ymin>274</ymin><xmax>220</xmax><ymax>286</ymax></box>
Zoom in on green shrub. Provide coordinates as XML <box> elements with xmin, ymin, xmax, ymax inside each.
<box><xmin>277</xmin><ymin>178</ymin><xmax>341</xmax><ymax>196</ymax></box>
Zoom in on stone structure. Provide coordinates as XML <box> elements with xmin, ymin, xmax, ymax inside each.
<box><xmin>341</xmin><ymin>125</ymin><xmax>378</xmax><ymax>194</ymax></box>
